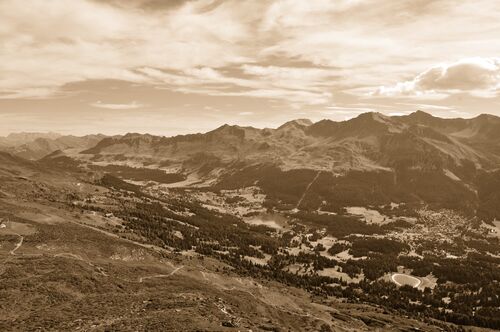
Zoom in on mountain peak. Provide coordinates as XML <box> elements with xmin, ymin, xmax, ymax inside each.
<box><xmin>277</xmin><ymin>118</ymin><xmax>313</xmax><ymax>130</ymax></box>
<box><xmin>398</xmin><ymin>110</ymin><xmax>440</xmax><ymax>126</ymax></box>
<box><xmin>349</xmin><ymin>111</ymin><xmax>401</xmax><ymax>129</ymax></box>
<box><xmin>356</xmin><ymin>111</ymin><xmax>391</xmax><ymax>122</ymax></box>
<box><xmin>292</xmin><ymin>118</ymin><xmax>313</xmax><ymax>126</ymax></box>
<box><xmin>408</xmin><ymin>110</ymin><xmax>434</xmax><ymax>119</ymax></box>
<box><xmin>208</xmin><ymin>124</ymin><xmax>248</xmax><ymax>140</ymax></box>
<box><xmin>211</xmin><ymin>123</ymin><xmax>243</xmax><ymax>133</ymax></box>
<box><xmin>474</xmin><ymin>113</ymin><xmax>500</xmax><ymax>122</ymax></box>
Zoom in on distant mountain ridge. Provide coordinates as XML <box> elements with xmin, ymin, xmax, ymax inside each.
<box><xmin>5</xmin><ymin>112</ymin><xmax>500</xmax><ymax>171</ymax></box>
<box><xmin>3</xmin><ymin>112</ymin><xmax>500</xmax><ymax>219</ymax></box>
<box><xmin>72</xmin><ymin>111</ymin><xmax>500</xmax><ymax>220</ymax></box>
<box><xmin>4</xmin><ymin>111</ymin><xmax>500</xmax><ymax>171</ymax></box>
<box><xmin>0</xmin><ymin>133</ymin><xmax>108</xmax><ymax>160</ymax></box>
<box><xmin>1</xmin><ymin>131</ymin><xmax>62</xmax><ymax>144</ymax></box>
<box><xmin>79</xmin><ymin>111</ymin><xmax>500</xmax><ymax>171</ymax></box>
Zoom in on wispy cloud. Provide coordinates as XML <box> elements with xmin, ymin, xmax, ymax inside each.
<box><xmin>397</xmin><ymin>103</ymin><xmax>454</xmax><ymax>111</ymax></box>
<box><xmin>90</xmin><ymin>101</ymin><xmax>146</xmax><ymax>110</ymax></box>
<box><xmin>0</xmin><ymin>0</ymin><xmax>252</xmax><ymax>97</ymax></box>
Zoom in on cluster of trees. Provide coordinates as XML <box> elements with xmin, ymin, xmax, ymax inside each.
<box><xmin>214</xmin><ymin>164</ymin><xmax>479</xmax><ymax>215</ymax></box>
<box><xmin>476</xmin><ymin>169</ymin><xmax>500</xmax><ymax>222</ymax></box>
<box><xmin>398</xmin><ymin>254</ymin><xmax>500</xmax><ymax>285</ymax></box>
<box><xmin>112</xmin><ymin>200</ymin><xmax>281</xmax><ymax>260</ymax></box>
<box><xmin>91</xmin><ymin>164</ymin><xmax>186</xmax><ymax>184</ymax></box>
<box><xmin>98</xmin><ymin>174</ymin><xmax>141</xmax><ymax>194</ymax></box>
<box><xmin>293</xmin><ymin>211</ymin><xmax>385</xmax><ymax>237</ymax></box>
<box><xmin>348</xmin><ymin>237</ymin><xmax>409</xmax><ymax>257</ymax></box>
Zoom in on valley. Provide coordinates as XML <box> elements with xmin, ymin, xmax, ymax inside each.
<box><xmin>1</xmin><ymin>112</ymin><xmax>499</xmax><ymax>331</ymax></box>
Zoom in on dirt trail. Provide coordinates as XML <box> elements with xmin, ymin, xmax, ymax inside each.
<box><xmin>200</xmin><ymin>270</ymin><xmax>209</xmax><ymax>280</ymax></box>
<box><xmin>295</xmin><ymin>171</ymin><xmax>321</xmax><ymax>210</ymax></box>
<box><xmin>0</xmin><ymin>233</ymin><xmax>24</xmax><ymax>276</ymax></box>
<box><xmin>9</xmin><ymin>233</ymin><xmax>23</xmax><ymax>255</ymax></box>
<box><xmin>54</xmin><ymin>252</ymin><xmax>85</xmax><ymax>260</ymax></box>
<box><xmin>138</xmin><ymin>265</ymin><xmax>183</xmax><ymax>283</ymax></box>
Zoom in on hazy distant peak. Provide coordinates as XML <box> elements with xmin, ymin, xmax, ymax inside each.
<box><xmin>6</xmin><ymin>131</ymin><xmax>61</xmax><ymax>138</ymax></box>
<box><xmin>3</xmin><ymin>132</ymin><xmax>62</xmax><ymax>145</ymax></box>
<box><xmin>122</xmin><ymin>132</ymin><xmax>156</xmax><ymax>139</ymax></box>
<box><xmin>208</xmin><ymin>124</ymin><xmax>258</xmax><ymax>138</ymax></box>
<box><xmin>277</xmin><ymin>119</ymin><xmax>313</xmax><ymax>130</ymax></box>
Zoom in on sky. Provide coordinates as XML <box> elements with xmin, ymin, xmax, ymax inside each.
<box><xmin>1</xmin><ymin>0</ymin><xmax>500</xmax><ymax>136</ymax></box>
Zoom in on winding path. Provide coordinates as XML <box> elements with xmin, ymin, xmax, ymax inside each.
<box><xmin>9</xmin><ymin>233</ymin><xmax>23</xmax><ymax>255</ymax></box>
<box><xmin>138</xmin><ymin>265</ymin><xmax>183</xmax><ymax>283</ymax></box>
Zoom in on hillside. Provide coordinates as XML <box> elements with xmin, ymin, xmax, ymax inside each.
<box><xmin>0</xmin><ymin>153</ymin><xmax>463</xmax><ymax>331</ymax></box>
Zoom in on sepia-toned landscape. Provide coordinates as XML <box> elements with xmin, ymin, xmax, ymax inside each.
<box><xmin>1</xmin><ymin>1</ymin><xmax>500</xmax><ymax>331</ymax></box>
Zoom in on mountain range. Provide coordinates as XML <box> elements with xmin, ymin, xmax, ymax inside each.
<box><xmin>78</xmin><ymin>111</ymin><xmax>500</xmax><ymax>171</ymax></box>
<box><xmin>2</xmin><ymin>111</ymin><xmax>500</xmax><ymax>220</ymax></box>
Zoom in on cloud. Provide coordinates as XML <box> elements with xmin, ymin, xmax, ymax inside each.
<box><xmin>373</xmin><ymin>58</ymin><xmax>500</xmax><ymax>97</ymax></box>
<box><xmin>0</xmin><ymin>0</ymin><xmax>252</xmax><ymax>98</ymax></box>
<box><xmin>324</xmin><ymin>105</ymin><xmax>375</xmax><ymax>113</ymax></box>
<box><xmin>259</xmin><ymin>0</ymin><xmax>500</xmax><ymax>92</ymax></box>
<box><xmin>416</xmin><ymin>58</ymin><xmax>500</xmax><ymax>91</ymax></box>
<box><xmin>397</xmin><ymin>103</ymin><xmax>453</xmax><ymax>111</ymax></box>
<box><xmin>137</xmin><ymin>65</ymin><xmax>333</xmax><ymax>105</ymax></box>
<box><xmin>241</xmin><ymin>65</ymin><xmax>340</xmax><ymax>89</ymax></box>
<box><xmin>90</xmin><ymin>101</ymin><xmax>146</xmax><ymax>109</ymax></box>
<box><xmin>260</xmin><ymin>0</ymin><xmax>365</xmax><ymax>31</ymax></box>
<box><xmin>2</xmin><ymin>0</ymin><xmax>500</xmax><ymax>126</ymax></box>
